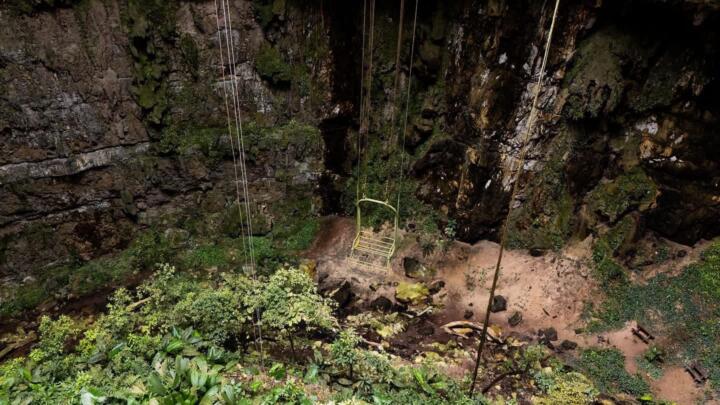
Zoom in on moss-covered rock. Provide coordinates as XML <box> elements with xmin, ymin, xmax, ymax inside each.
<box><xmin>563</xmin><ymin>27</ymin><xmax>635</xmax><ymax>120</ymax></box>
<box><xmin>507</xmin><ymin>132</ymin><xmax>576</xmax><ymax>250</ymax></box>
<box><xmin>591</xmin><ymin>214</ymin><xmax>640</xmax><ymax>288</ymax></box>
<box><xmin>395</xmin><ymin>282</ymin><xmax>430</xmax><ymax>306</ymax></box>
<box><xmin>124</xmin><ymin>0</ymin><xmax>177</xmax><ymax>128</ymax></box>
<box><xmin>586</xmin><ymin>168</ymin><xmax>658</xmax><ymax>223</ymax></box>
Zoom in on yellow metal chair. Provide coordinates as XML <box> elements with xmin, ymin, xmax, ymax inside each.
<box><xmin>348</xmin><ymin>198</ymin><xmax>398</xmax><ymax>269</ymax></box>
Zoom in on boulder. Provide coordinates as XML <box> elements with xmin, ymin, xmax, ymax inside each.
<box><xmin>508</xmin><ymin>311</ymin><xmax>523</xmax><ymax>327</ymax></box>
<box><xmin>370</xmin><ymin>296</ymin><xmax>393</xmax><ymax>313</ymax></box>
<box><xmin>403</xmin><ymin>257</ymin><xmax>432</xmax><ymax>278</ymax></box>
<box><xmin>539</xmin><ymin>327</ymin><xmax>559</xmax><ymax>342</ymax></box>
<box><xmin>490</xmin><ymin>295</ymin><xmax>507</xmax><ymax>312</ymax></box>
<box><xmin>560</xmin><ymin>340</ymin><xmax>578</xmax><ymax>351</ymax></box>
<box><xmin>322</xmin><ymin>280</ymin><xmax>354</xmax><ymax>308</ymax></box>
<box><xmin>395</xmin><ymin>282</ymin><xmax>430</xmax><ymax>306</ymax></box>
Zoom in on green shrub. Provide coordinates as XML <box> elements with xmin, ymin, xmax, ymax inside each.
<box><xmin>256</xmin><ymin>267</ymin><xmax>336</xmax><ymax>352</ymax></box>
<box><xmin>255</xmin><ymin>44</ymin><xmax>292</xmax><ymax>85</ymax></box>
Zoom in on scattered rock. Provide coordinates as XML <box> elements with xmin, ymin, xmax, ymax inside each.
<box><xmin>490</xmin><ymin>295</ymin><xmax>507</xmax><ymax>312</ymax></box>
<box><xmin>508</xmin><ymin>311</ymin><xmax>523</xmax><ymax>327</ymax></box>
<box><xmin>539</xmin><ymin>327</ymin><xmax>558</xmax><ymax>342</ymax></box>
<box><xmin>370</xmin><ymin>296</ymin><xmax>393</xmax><ymax>313</ymax></box>
<box><xmin>322</xmin><ymin>280</ymin><xmax>354</xmax><ymax>308</ymax></box>
<box><xmin>395</xmin><ymin>282</ymin><xmax>430</xmax><ymax>306</ymax></box>
<box><xmin>529</xmin><ymin>248</ymin><xmax>546</xmax><ymax>257</ymax></box>
<box><xmin>403</xmin><ymin>257</ymin><xmax>433</xmax><ymax>278</ymax></box>
<box><xmin>560</xmin><ymin>340</ymin><xmax>578</xmax><ymax>351</ymax></box>
<box><xmin>428</xmin><ymin>280</ymin><xmax>445</xmax><ymax>295</ymax></box>
<box><xmin>464</xmin><ymin>310</ymin><xmax>474</xmax><ymax>319</ymax></box>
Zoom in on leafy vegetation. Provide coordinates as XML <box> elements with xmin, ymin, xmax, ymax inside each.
<box><xmin>0</xmin><ymin>230</ymin><xmax>172</xmax><ymax>319</ymax></box>
<box><xmin>255</xmin><ymin>44</ymin><xmax>293</xmax><ymax>86</ymax></box>
<box><xmin>0</xmin><ymin>264</ymin><xmax>485</xmax><ymax>404</ymax></box>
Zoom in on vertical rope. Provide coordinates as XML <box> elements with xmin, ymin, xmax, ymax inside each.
<box><xmin>396</xmin><ymin>0</ymin><xmax>419</xmax><ymax>227</ymax></box>
<box><xmin>357</xmin><ymin>0</ymin><xmax>368</xmax><ymax>205</ymax></box>
<box><xmin>223</xmin><ymin>0</ymin><xmax>257</xmax><ymax>272</ymax></box>
<box><xmin>216</xmin><ymin>0</ymin><xmax>264</xmax><ymax>368</ymax></box>
<box><xmin>214</xmin><ymin>0</ymin><xmax>248</xmax><ymax>265</ymax></box>
<box><xmin>469</xmin><ymin>0</ymin><xmax>561</xmax><ymax>395</ymax></box>
<box><xmin>360</xmin><ymin>0</ymin><xmax>376</xmax><ymax>194</ymax></box>
<box><xmin>384</xmin><ymin>0</ymin><xmax>405</xmax><ymax>201</ymax></box>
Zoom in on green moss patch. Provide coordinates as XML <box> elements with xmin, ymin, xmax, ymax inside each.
<box><xmin>507</xmin><ymin>131</ymin><xmax>575</xmax><ymax>250</ymax></box>
<box><xmin>255</xmin><ymin>44</ymin><xmax>293</xmax><ymax>86</ymax></box>
<box><xmin>577</xmin><ymin>348</ymin><xmax>650</xmax><ymax>397</ymax></box>
<box><xmin>587</xmin><ymin>167</ymin><xmax>657</xmax><ymax>223</ymax></box>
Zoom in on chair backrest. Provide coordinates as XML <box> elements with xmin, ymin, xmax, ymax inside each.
<box><xmin>355</xmin><ymin>197</ymin><xmax>399</xmax><ymax>239</ymax></box>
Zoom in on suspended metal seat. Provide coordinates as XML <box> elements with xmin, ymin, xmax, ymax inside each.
<box><xmin>348</xmin><ymin>197</ymin><xmax>398</xmax><ymax>269</ymax></box>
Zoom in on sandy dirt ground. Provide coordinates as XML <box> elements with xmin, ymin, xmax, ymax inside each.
<box><xmin>306</xmin><ymin>216</ymin><xmax>716</xmax><ymax>404</ymax></box>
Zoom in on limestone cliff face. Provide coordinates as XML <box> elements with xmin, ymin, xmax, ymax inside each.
<box><xmin>1</xmin><ymin>0</ymin><xmax>720</xmax><ymax>308</ymax></box>
<box><xmin>0</xmin><ymin>0</ymin><xmax>331</xmax><ymax>288</ymax></box>
<box><xmin>408</xmin><ymin>0</ymin><xmax>720</xmax><ymax>251</ymax></box>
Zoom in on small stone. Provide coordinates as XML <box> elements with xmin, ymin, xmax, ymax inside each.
<box><xmin>464</xmin><ymin>310</ymin><xmax>474</xmax><ymax>319</ymax></box>
<box><xmin>677</xmin><ymin>250</ymin><xmax>687</xmax><ymax>258</ymax></box>
<box><xmin>370</xmin><ymin>296</ymin><xmax>393</xmax><ymax>312</ymax></box>
<box><xmin>428</xmin><ymin>280</ymin><xmax>445</xmax><ymax>295</ymax></box>
<box><xmin>560</xmin><ymin>340</ymin><xmax>578</xmax><ymax>351</ymax></box>
<box><xmin>508</xmin><ymin>311</ymin><xmax>523</xmax><ymax>327</ymax></box>
<box><xmin>539</xmin><ymin>327</ymin><xmax>558</xmax><ymax>342</ymax></box>
<box><xmin>490</xmin><ymin>295</ymin><xmax>507</xmax><ymax>312</ymax></box>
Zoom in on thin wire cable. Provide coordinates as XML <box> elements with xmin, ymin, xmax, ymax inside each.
<box><xmin>469</xmin><ymin>0</ymin><xmax>561</xmax><ymax>395</ymax></box>
<box><xmin>396</xmin><ymin>0</ymin><xmax>419</xmax><ymax>225</ymax></box>
<box><xmin>361</xmin><ymin>0</ymin><xmax>376</xmax><ymax>194</ymax></box>
<box><xmin>213</xmin><ymin>0</ymin><xmax>248</xmax><ymax>265</ymax></box>
<box><xmin>217</xmin><ymin>0</ymin><xmax>264</xmax><ymax>368</ymax></box>
<box><xmin>357</xmin><ymin>0</ymin><xmax>367</xmax><ymax>204</ymax></box>
<box><xmin>384</xmin><ymin>0</ymin><xmax>405</xmax><ymax>201</ymax></box>
<box><xmin>223</xmin><ymin>0</ymin><xmax>257</xmax><ymax>272</ymax></box>
<box><xmin>222</xmin><ymin>0</ymin><xmax>262</xmax><ymax>355</ymax></box>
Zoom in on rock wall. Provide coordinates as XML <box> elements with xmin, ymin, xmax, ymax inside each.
<box><xmin>405</xmin><ymin>0</ymin><xmax>720</xmax><ymax>252</ymax></box>
<box><xmin>2</xmin><ymin>0</ymin><xmax>720</xmax><ymax>310</ymax></box>
<box><xmin>0</xmin><ymin>0</ymin><xmax>333</xmax><ymax>291</ymax></box>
